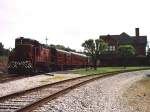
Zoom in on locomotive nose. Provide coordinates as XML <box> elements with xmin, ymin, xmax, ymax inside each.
<box><xmin>8</xmin><ymin>60</ymin><xmax>33</xmax><ymax>74</ymax></box>
<box><xmin>8</xmin><ymin>44</ymin><xmax>33</xmax><ymax>74</ymax></box>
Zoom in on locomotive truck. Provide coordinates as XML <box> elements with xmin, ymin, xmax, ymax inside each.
<box><xmin>8</xmin><ymin>37</ymin><xmax>89</xmax><ymax>74</ymax></box>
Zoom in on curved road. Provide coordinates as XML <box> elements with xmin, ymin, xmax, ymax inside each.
<box><xmin>33</xmin><ymin>70</ymin><xmax>150</xmax><ymax>112</ymax></box>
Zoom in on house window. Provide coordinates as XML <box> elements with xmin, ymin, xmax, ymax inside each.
<box><xmin>105</xmin><ymin>48</ymin><xmax>108</xmax><ymax>51</ymax></box>
<box><xmin>110</xmin><ymin>46</ymin><xmax>113</xmax><ymax>51</ymax></box>
<box><xmin>112</xmin><ymin>46</ymin><xmax>115</xmax><ymax>51</ymax></box>
<box><xmin>107</xmin><ymin>45</ymin><xmax>116</xmax><ymax>51</ymax></box>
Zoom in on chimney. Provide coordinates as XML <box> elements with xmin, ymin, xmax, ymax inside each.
<box><xmin>135</xmin><ymin>28</ymin><xmax>139</xmax><ymax>37</ymax></box>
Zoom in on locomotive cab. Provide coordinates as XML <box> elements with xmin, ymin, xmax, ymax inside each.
<box><xmin>8</xmin><ymin>37</ymin><xmax>51</xmax><ymax>74</ymax></box>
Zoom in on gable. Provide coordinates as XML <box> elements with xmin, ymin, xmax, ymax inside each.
<box><xmin>100</xmin><ymin>35</ymin><xmax>117</xmax><ymax>45</ymax></box>
<box><xmin>100</xmin><ymin>32</ymin><xmax>147</xmax><ymax>46</ymax></box>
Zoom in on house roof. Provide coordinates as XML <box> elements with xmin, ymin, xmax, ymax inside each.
<box><xmin>132</xmin><ymin>36</ymin><xmax>147</xmax><ymax>44</ymax></box>
<box><xmin>100</xmin><ymin>32</ymin><xmax>147</xmax><ymax>44</ymax></box>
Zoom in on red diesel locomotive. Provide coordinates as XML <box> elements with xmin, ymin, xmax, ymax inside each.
<box><xmin>8</xmin><ymin>37</ymin><xmax>89</xmax><ymax>74</ymax></box>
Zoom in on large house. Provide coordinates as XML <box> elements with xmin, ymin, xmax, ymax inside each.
<box><xmin>99</xmin><ymin>28</ymin><xmax>147</xmax><ymax>66</ymax></box>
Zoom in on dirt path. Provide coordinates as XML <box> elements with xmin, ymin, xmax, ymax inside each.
<box><xmin>123</xmin><ymin>75</ymin><xmax>150</xmax><ymax>112</ymax></box>
<box><xmin>33</xmin><ymin>70</ymin><xmax>150</xmax><ymax>112</ymax></box>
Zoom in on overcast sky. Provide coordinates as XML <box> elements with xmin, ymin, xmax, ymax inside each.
<box><xmin>0</xmin><ymin>0</ymin><xmax>149</xmax><ymax>51</ymax></box>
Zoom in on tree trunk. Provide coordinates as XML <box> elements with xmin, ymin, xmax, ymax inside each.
<box><xmin>93</xmin><ymin>58</ymin><xmax>97</xmax><ymax>70</ymax></box>
<box><xmin>123</xmin><ymin>57</ymin><xmax>128</xmax><ymax>69</ymax></box>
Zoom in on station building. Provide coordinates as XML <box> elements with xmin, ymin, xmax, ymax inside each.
<box><xmin>99</xmin><ymin>28</ymin><xmax>147</xmax><ymax>66</ymax></box>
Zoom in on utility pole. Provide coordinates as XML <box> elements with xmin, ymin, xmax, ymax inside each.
<box><xmin>45</xmin><ymin>37</ymin><xmax>48</xmax><ymax>45</ymax></box>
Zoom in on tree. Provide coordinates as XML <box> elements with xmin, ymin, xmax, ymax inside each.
<box><xmin>0</xmin><ymin>42</ymin><xmax>10</xmax><ymax>56</ymax></box>
<box><xmin>147</xmin><ymin>48</ymin><xmax>150</xmax><ymax>57</ymax></box>
<box><xmin>147</xmin><ymin>48</ymin><xmax>150</xmax><ymax>64</ymax></box>
<box><xmin>55</xmin><ymin>45</ymin><xmax>66</xmax><ymax>50</ymax></box>
<box><xmin>49</xmin><ymin>44</ymin><xmax>76</xmax><ymax>52</ymax></box>
<box><xmin>65</xmin><ymin>47</ymin><xmax>76</xmax><ymax>52</ymax></box>
<box><xmin>117</xmin><ymin>45</ymin><xmax>135</xmax><ymax>67</ymax></box>
<box><xmin>0</xmin><ymin>42</ymin><xmax>4</xmax><ymax>56</ymax></box>
<box><xmin>82</xmin><ymin>38</ymin><xmax>107</xmax><ymax>70</ymax></box>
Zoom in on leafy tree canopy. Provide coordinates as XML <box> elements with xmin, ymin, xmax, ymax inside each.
<box><xmin>0</xmin><ymin>42</ymin><xmax>10</xmax><ymax>56</ymax></box>
<box><xmin>117</xmin><ymin>45</ymin><xmax>135</xmax><ymax>68</ymax></box>
<box><xmin>147</xmin><ymin>48</ymin><xmax>150</xmax><ymax>57</ymax></box>
<box><xmin>82</xmin><ymin>38</ymin><xmax>107</xmax><ymax>69</ymax></box>
<box><xmin>118</xmin><ymin>45</ymin><xmax>135</xmax><ymax>57</ymax></box>
<box><xmin>49</xmin><ymin>44</ymin><xmax>76</xmax><ymax>52</ymax></box>
<box><xmin>82</xmin><ymin>39</ymin><xmax>107</xmax><ymax>56</ymax></box>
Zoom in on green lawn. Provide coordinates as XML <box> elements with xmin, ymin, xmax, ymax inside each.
<box><xmin>71</xmin><ymin>66</ymin><xmax>150</xmax><ymax>75</ymax></box>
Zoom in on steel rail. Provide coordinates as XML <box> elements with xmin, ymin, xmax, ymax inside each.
<box><xmin>17</xmin><ymin>68</ymin><xmax>150</xmax><ymax>112</ymax></box>
<box><xmin>0</xmin><ymin>68</ymin><xmax>149</xmax><ymax>112</ymax></box>
<box><xmin>16</xmin><ymin>72</ymin><xmax>118</xmax><ymax>112</ymax></box>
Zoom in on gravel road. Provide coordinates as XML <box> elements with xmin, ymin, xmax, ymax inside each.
<box><xmin>34</xmin><ymin>70</ymin><xmax>150</xmax><ymax>112</ymax></box>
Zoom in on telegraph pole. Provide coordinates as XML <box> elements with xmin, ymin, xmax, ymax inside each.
<box><xmin>45</xmin><ymin>37</ymin><xmax>48</xmax><ymax>45</ymax></box>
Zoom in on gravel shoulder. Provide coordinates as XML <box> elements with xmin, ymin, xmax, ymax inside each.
<box><xmin>0</xmin><ymin>73</ymin><xmax>80</xmax><ymax>97</ymax></box>
<box><xmin>34</xmin><ymin>70</ymin><xmax>150</xmax><ymax>112</ymax></box>
<box><xmin>123</xmin><ymin>75</ymin><xmax>150</xmax><ymax>112</ymax></box>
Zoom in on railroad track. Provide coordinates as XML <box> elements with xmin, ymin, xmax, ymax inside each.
<box><xmin>0</xmin><ymin>72</ymin><xmax>50</xmax><ymax>84</ymax></box>
<box><xmin>0</xmin><ymin>68</ymin><xmax>149</xmax><ymax>112</ymax></box>
<box><xmin>0</xmin><ymin>73</ymin><xmax>27</xmax><ymax>84</ymax></box>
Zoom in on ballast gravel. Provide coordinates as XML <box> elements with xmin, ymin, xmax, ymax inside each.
<box><xmin>0</xmin><ymin>73</ymin><xmax>80</xmax><ymax>97</ymax></box>
<box><xmin>34</xmin><ymin>70</ymin><xmax>150</xmax><ymax>112</ymax></box>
